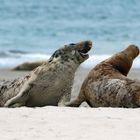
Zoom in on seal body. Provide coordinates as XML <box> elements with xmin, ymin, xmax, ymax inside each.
<box><xmin>2</xmin><ymin>41</ymin><xmax>92</xmax><ymax>107</ymax></box>
<box><xmin>66</xmin><ymin>45</ymin><xmax>140</xmax><ymax>108</ymax></box>
<box><xmin>12</xmin><ymin>61</ymin><xmax>46</xmax><ymax>71</ymax></box>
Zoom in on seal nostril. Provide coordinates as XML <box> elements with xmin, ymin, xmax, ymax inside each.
<box><xmin>129</xmin><ymin>44</ymin><xmax>139</xmax><ymax>50</ymax></box>
<box><xmin>84</xmin><ymin>41</ymin><xmax>89</xmax><ymax>48</ymax></box>
<box><xmin>82</xmin><ymin>41</ymin><xmax>92</xmax><ymax>53</ymax></box>
<box><xmin>135</xmin><ymin>46</ymin><xmax>139</xmax><ymax>51</ymax></box>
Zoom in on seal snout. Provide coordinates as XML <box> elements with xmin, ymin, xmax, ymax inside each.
<box><xmin>79</xmin><ymin>40</ymin><xmax>92</xmax><ymax>54</ymax></box>
<box><xmin>126</xmin><ymin>44</ymin><xmax>140</xmax><ymax>58</ymax></box>
<box><xmin>83</xmin><ymin>41</ymin><xmax>92</xmax><ymax>53</ymax></box>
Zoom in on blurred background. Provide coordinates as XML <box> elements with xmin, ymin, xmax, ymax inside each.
<box><xmin>0</xmin><ymin>0</ymin><xmax>140</xmax><ymax>68</ymax></box>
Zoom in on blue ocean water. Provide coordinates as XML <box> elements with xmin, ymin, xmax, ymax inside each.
<box><xmin>0</xmin><ymin>0</ymin><xmax>140</xmax><ymax>68</ymax></box>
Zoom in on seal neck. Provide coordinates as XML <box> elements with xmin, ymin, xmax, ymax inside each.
<box><xmin>106</xmin><ymin>52</ymin><xmax>133</xmax><ymax>76</ymax></box>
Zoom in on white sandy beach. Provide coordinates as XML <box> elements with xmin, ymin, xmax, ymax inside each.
<box><xmin>1</xmin><ymin>107</ymin><xmax>140</xmax><ymax>140</ymax></box>
<box><xmin>0</xmin><ymin>67</ymin><xmax>140</xmax><ymax>140</ymax></box>
<box><xmin>0</xmin><ymin>0</ymin><xmax>140</xmax><ymax>139</ymax></box>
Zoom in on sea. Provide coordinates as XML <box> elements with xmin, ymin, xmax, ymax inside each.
<box><xmin>0</xmin><ymin>0</ymin><xmax>140</xmax><ymax>68</ymax></box>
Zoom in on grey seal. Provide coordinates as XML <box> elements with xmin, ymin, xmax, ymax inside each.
<box><xmin>2</xmin><ymin>41</ymin><xmax>92</xmax><ymax>107</ymax></box>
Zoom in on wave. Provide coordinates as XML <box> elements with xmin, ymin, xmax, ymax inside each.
<box><xmin>0</xmin><ymin>51</ymin><xmax>50</xmax><ymax>68</ymax></box>
<box><xmin>0</xmin><ymin>51</ymin><xmax>139</xmax><ymax>69</ymax></box>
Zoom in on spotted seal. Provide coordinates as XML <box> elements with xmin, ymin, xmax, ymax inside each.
<box><xmin>13</xmin><ymin>61</ymin><xmax>46</xmax><ymax>71</ymax></box>
<box><xmin>2</xmin><ymin>41</ymin><xmax>92</xmax><ymax>107</ymax></box>
<box><xmin>66</xmin><ymin>45</ymin><xmax>140</xmax><ymax>108</ymax></box>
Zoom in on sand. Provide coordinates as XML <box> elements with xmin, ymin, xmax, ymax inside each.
<box><xmin>1</xmin><ymin>107</ymin><xmax>140</xmax><ymax>140</ymax></box>
<box><xmin>0</xmin><ymin>67</ymin><xmax>140</xmax><ymax>140</ymax></box>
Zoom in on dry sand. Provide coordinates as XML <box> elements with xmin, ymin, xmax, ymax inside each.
<box><xmin>1</xmin><ymin>107</ymin><xmax>140</xmax><ymax>140</ymax></box>
<box><xmin>0</xmin><ymin>67</ymin><xmax>140</xmax><ymax>140</ymax></box>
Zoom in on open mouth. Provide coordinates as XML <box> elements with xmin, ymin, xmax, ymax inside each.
<box><xmin>78</xmin><ymin>41</ymin><xmax>92</xmax><ymax>58</ymax></box>
<box><xmin>79</xmin><ymin>51</ymin><xmax>89</xmax><ymax>58</ymax></box>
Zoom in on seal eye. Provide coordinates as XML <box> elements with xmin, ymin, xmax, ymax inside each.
<box><xmin>69</xmin><ymin>43</ymin><xmax>76</xmax><ymax>46</ymax></box>
<box><xmin>53</xmin><ymin>50</ymin><xmax>61</xmax><ymax>58</ymax></box>
<box><xmin>49</xmin><ymin>50</ymin><xmax>61</xmax><ymax>62</ymax></box>
<box><xmin>54</xmin><ymin>52</ymin><xmax>59</xmax><ymax>58</ymax></box>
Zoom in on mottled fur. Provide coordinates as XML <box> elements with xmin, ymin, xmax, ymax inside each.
<box><xmin>66</xmin><ymin>45</ymin><xmax>140</xmax><ymax>108</ymax></box>
<box><xmin>1</xmin><ymin>41</ymin><xmax>92</xmax><ymax>107</ymax></box>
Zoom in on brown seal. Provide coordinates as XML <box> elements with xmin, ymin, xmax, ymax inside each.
<box><xmin>2</xmin><ymin>41</ymin><xmax>92</xmax><ymax>107</ymax></box>
<box><xmin>66</xmin><ymin>45</ymin><xmax>140</xmax><ymax>108</ymax></box>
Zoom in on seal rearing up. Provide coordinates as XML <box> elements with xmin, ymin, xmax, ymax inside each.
<box><xmin>105</xmin><ymin>45</ymin><xmax>139</xmax><ymax>76</ymax></box>
<box><xmin>2</xmin><ymin>41</ymin><xmax>92</xmax><ymax>107</ymax></box>
<box><xmin>66</xmin><ymin>45</ymin><xmax>140</xmax><ymax>108</ymax></box>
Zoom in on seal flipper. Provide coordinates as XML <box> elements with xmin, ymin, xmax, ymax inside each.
<box><xmin>65</xmin><ymin>98</ymin><xmax>83</xmax><ymax>107</ymax></box>
<box><xmin>65</xmin><ymin>91</ymin><xmax>86</xmax><ymax>107</ymax></box>
<box><xmin>4</xmin><ymin>84</ymin><xmax>31</xmax><ymax>107</ymax></box>
<box><xmin>58</xmin><ymin>92</ymin><xmax>71</xmax><ymax>106</ymax></box>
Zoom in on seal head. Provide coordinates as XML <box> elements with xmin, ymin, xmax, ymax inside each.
<box><xmin>49</xmin><ymin>40</ymin><xmax>92</xmax><ymax>64</ymax></box>
<box><xmin>105</xmin><ymin>44</ymin><xmax>139</xmax><ymax>76</ymax></box>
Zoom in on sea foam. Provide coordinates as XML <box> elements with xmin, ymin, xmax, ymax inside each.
<box><xmin>0</xmin><ymin>53</ymin><xmax>139</xmax><ymax>69</ymax></box>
